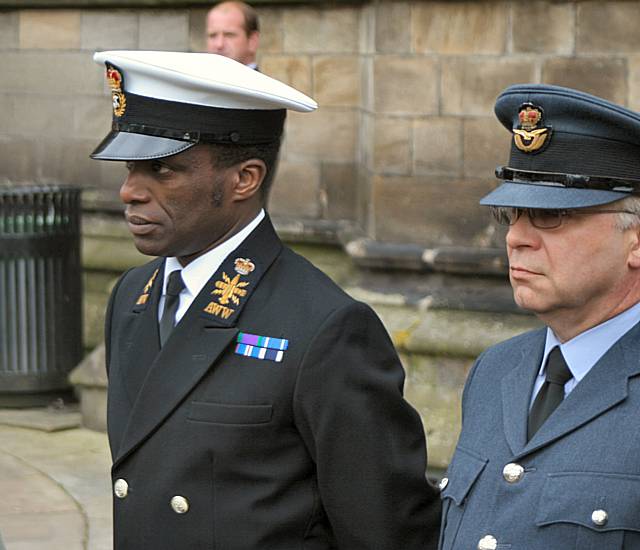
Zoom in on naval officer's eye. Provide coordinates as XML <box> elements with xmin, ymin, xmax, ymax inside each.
<box><xmin>150</xmin><ymin>161</ymin><xmax>171</xmax><ymax>175</ymax></box>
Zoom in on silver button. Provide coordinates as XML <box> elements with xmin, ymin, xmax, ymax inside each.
<box><xmin>114</xmin><ymin>478</ymin><xmax>129</xmax><ymax>499</ymax></box>
<box><xmin>478</xmin><ymin>535</ymin><xmax>498</xmax><ymax>550</ymax></box>
<box><xmin>591</xmin><ymin>509</ymin><xmax>608</xmax><ymax>526</ymax></box>
<box><xmin>502</xmin><ymin>463</ymin><xmax>525</xmax><ymax>483</ymax></box>
<box><xmin>438</xmin><ymin>477</ymin><xmax>449</xmax><ymax>491</ymax></box>
<box><xmin>170</xmin><ymin>495</ymin><xmax>189</xmax><ymax>514</ymax></box>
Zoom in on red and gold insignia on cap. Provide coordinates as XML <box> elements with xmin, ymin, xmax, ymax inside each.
<box><xmin>234</xmin><ymin>257</ymin><xmax>255</xmax><ymax>275</ymax></box>
<box><xmin>512</xmin><ymin>103</ymin><xmax>551</xmax><ymax>153</ymax></box>
<box><xmin>106</xmin><ymin>64</ymin><xmax>127</xmax><ymax>118</ymax></box>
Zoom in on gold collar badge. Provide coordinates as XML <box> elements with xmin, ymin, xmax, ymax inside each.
<box><xmin>234</xmin><ymin>257</ymin><xmax>255</xmax><ymax>275</ymax></box>
<box><xmin>106</xmin><ymin>65</ymin><xmax>127</xmax><ymax>118</ymax></box>
<box><xmin>204</xmin><ymin>272</ymin><xmax>250</xmax><ymax>320</ymax></box>
<box><xmin>512</xmin><ymin>103</ymin><xmax>551</xmax><ymax>153</ymax></box>
<box><xmin>136</xmin><ymin>268</ymin><xmax>159</xmax><ymax>305</ymax></box>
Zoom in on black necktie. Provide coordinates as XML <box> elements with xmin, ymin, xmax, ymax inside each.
<box><xmin>159</xmin><ymin>270</ymin><xmax>185</xmax><ymax>346</ymax></box>
<box><xmin>528</xmin><ymin>346</ymin><xmax>572</xmax><ymax>440</ymax></box>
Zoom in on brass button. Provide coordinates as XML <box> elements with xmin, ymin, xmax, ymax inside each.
<box><xmin>438</xmin><ymin>477</ymin><xmax>449</xmax><ymax>491</ymax></box>
<box><xmin>591</xmin><ymin>509</ymin><xmax>608</xmax><ymax>526</ymax></box>
<box><xmin>170</xmin><ymin>495</ymin><xmax>189</xmax><ymax>514</ymax></box>
<box><xmin>478</xmin><ymin>535</ymin><xmax>497</xmax><ymax>550</ymax></box>
<box><xmin>113</xmin><ymin>478</ymin><xmax>129</xmax><ymax>499</ymax></box>
<box><xmin>502</xmin><ymin>463</ymin><xmax>525</xmax><ymax>484</ymax></box>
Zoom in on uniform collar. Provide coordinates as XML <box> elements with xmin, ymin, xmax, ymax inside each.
<box><xmin>162</xmin><ymin>209</ymin><xmax>265</xmax><ymax>297</ymax></box>
<box><xmin>542</xmin><ymin>300</ymin><xmax>640</xmax><ymax>382</ymax></box>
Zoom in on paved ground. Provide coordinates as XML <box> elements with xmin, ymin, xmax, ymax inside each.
<box><xmin>0</xmin><ymin>408</ymin><xmax>112</xmax><ymax>550</ymax></box>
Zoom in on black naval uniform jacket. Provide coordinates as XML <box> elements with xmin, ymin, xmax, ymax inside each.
<box><xmin>104</xmin><ymin>216</ymin><xmax>440</xmax><ymax>549</ymax></box>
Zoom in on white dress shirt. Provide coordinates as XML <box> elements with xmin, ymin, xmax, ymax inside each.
<box><xmin>158</xmin><ymin>209</ymin><xmax>265</xmax><ymax>324</ymax></box>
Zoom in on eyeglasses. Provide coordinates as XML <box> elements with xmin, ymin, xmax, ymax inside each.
<box><xmin>490</xmin><ymin>207</ymin><xmax>638</xmax><ymax>229</ymax></box>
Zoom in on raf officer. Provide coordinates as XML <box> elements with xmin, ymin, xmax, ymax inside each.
<box><xmin>439</xmin><ymin>84</ymin><xmax>640</xmax><ymax>550</ymax></box>
<box><xmin>90</xmin><ymin>51</ymin><xmax>440</xmax><ymax>549</ymax></box>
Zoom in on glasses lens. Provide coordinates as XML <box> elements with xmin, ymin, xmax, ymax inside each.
<box><xmin>490</xmin><ymin>207</ymin><xmax>518</xmax><ymax>225</ymax></box>
<box><xmin>529</xmin><ymin>209</ymin><xmax>563</xmax><ymax>229</ymax></box>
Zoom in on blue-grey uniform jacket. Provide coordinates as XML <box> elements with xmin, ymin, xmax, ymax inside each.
<box><xmin>440</xmin><ymin>322</ymin><xmax>640</xmax><ymax>550</ymax></box>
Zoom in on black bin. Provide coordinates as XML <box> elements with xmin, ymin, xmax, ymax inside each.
<box><xmin>0</xmin><ymin>185</ymin><xmax>83</xmax><ymax>407</ymax></box>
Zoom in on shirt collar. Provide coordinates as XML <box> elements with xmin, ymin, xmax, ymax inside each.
<box><xmin>541</xmin><ymin>300</ymin><xmax>640</xmax><ymax>382</ymax></box>
<box><xmin>162</xmin><ymin>209</ymin><xmax>265</xmax><ymax>297</ymax></box>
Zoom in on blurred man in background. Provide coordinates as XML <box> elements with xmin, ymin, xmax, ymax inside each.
<box><xmin>206</xmin><ymin>1</ymin><xmax>259</xmax><ymax>69</ymax></box>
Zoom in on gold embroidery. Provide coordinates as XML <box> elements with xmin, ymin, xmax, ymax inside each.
<box><xmin>213</xmin><ymin>272</ymin><xmax>249</xmax><ymax>306</ymax></box>
<box><xmin>135</xmin><ymin>268</ymin><xmax>159</xmax><ymax>305</ymax></box>
<box><xmin>203</xmin><ymin>302</ymin><xmax>235</xmax><ymax>319</ymax></box>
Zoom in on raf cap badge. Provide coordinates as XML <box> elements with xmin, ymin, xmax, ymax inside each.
<box><xmin>512</xmin><ymin>103</ymin><xmax>551</xmax><ymax>153</ymax></box>
<box><xmin>106</xmin><ymin>64</ymin><xmax>127</xmax><ymax>118</ymax></box>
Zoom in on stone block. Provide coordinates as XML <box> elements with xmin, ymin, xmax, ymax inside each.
<box><xmin>0</xmin><ymin>12</ymin><xmax>18</xmax><ymax>49</ymax></box>
<box><xmin>10</xmin><ymin>95</ymin><xmax>73</xmax><ymax>137</ymax></box>
<box><xmin>256</xmin><ymin>7</ymin><xmax>284</xmax><ymax>54</ymax></box>
<box><xmin>375</xmin><ymin>2</ymin><xmax>411</xmax><ymax>53</ymax></box>
<box><xmin>19</xmin><ymin>10</ymin><xmax>81</xmax><ymax>50</ymax></box>
<box><xmin>321</xmin><ymin>162</ymin><xmax>357</xmax><ymax>220</ymax></box>
<box><xmin>374</xmin><ymin>55</ymin><xmax>438</xmax><ymax>115</ymax></box>
<box><xmin>577</xmin><ymin>1</ymin><xmax>640</xmax><ymax>53</ymax></box>
<box><xmin>73</xmin><ymin>96</ymin><xmax>112</xmax><ymax>140</ymax></box>
<box><xmin>463</xmin><ymin>117</ymin><xmax>510</xmax><ymax>178</ymax></box>
<box><xmin>442</xmin><ymin>57</ymin><xmax>536</xmax><ymax>116</ymax></box>
<box><xmin>0</xmin><ymin>136</ymin><xmax>36</xmax><ymax>183</ymax></box>
<box><xmin>313</xmin><ymin>56</ymin><xmax>360</xmax><ymax>108</ymax></box>
<box><xmin>414</xmin><ymin>117</ymin><xmax>463</xmax><ymax>175</ymax></box>
<box><xmin>512</xmin><ymin>1</ymin><xmax>575</xmax><ymax>54</ymax></box>
<box><xmin>139</xmin><ymin>11</ymin><xmax>189</xmax><ymax>51</ymax></box>
<box><xmin>0</xmin><ymin>52</ymin><xmax>103</xmax><ymax>95</ymax></box>
<box><xmin>412</xmin><ymin>1</ymin><xmax>507</xmax><ymax>55</ymax></box>
<box><xmin>405</xmin><ymin>309</ymin><xmax>541</xmax><ymax>358</ymax></box>
<box><xmin>259</xmin><ymin>55</ymin><xmax>312</xmax><ymax>96</ymax></box>
<box><xmin>372</xmin><ymin>116</ymin><xmax>412</xmax><ymax>175</ymax></box>
<box><xmin>402</xmin><ymin>352</ymin><xmax>470</xmax><ymax>468</ymax></box>
<box><xmin>283</xmin><ymin>6</ymin><xmax>359</xmax><ymax>54</ymax></box>
<box><xmin>69</xmin><ymin>344</ymin><xmax>107</xmax><ymax>432</ymax></box>
<box><xmin>285</xmin><ymin>109</ymin><xmax>357</xmax><ymax>162</ymax></box>
<box><xmin>542</xmin><ymin>57</ymin><xmax>627</xmax><ymax>105</ymax></box>
<box><xmin>80</xmin><ymin>11</ymin><xmax>138</xmax><ymax>51</ymax></box>
<box><xmin>371</xmin><ymin>175</ymin><xmax>496</xmax><ymax>246</ymax></box>
<box><xmin>188</xmin><ymin>8</ymin><xmax>207</xmax><ymax>52</ymax></box>
<box><xmin>83</xmin><ymin>235</ymin><xmax>148</xmax><ymax>272</ymax></box>
<box><xmin>268</xmin><ymin>160</ymin><xmax>321</xmax><ymax>218</ymax></box>
<box><xmin>629</xmin><ymin>56</ymin><xmax>640</xmax><ymax>112</ymax></box>
<box><xmin>84</xmin><ymin>290</ymin><xmax>109</xmax><ymax>349</ymax></box>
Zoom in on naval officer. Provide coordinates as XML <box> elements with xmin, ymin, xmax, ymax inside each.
<box><xmin>90</xmin><ymin>50</ymin><xmax>441</xmax><ymax>549</ymax></box>
<box><xmin>439</xmin><ymin>84</ymin><xmax>640</xmax><ymax>550</ymax></box>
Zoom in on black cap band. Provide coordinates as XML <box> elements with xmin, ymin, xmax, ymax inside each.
<box><xmin>114</xmin><ymin>92</ymin><xmax>286</xmax><ymax>145</ymax></box>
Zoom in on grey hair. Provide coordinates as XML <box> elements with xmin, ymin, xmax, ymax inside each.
<box><xmin>613</xmin><ymin>195</ymin><xmax>640</xmax><ymax>231</ymax></box>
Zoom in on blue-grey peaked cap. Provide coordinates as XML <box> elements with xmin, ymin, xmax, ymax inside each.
<box><xmin>480</xmin><ymin>84</ymin><xmax>640</xmax><ymax>209</ymax></box>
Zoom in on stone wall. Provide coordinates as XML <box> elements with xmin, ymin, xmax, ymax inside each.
<box><xmin>2</xmin><ymin>0</ymin><xmax>637</xmax><ymax>466</ymax></box>
<box><xmin>3</xmin><ymin>1</ymin><xmax>640</xmax><ymax>249</ymax></box>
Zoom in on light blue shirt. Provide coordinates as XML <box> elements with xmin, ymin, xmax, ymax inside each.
<box><xmin>530</xmin><ymin>301</ymin><xmax>640</xmax><ymax>407</ymax></box>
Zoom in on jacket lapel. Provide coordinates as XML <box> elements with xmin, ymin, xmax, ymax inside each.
<box><xmin>523</xmin><ymin>321</ymin><xmax>640</xmax><ymax>454</ymax></box>
<box><xmin>113</xmin><ymin>215</ymin><xmax>283</xmax><ymax>466</ymax></box>
<box><xmin>501</xmin><ymin>330</ymin><xmax>545</xmax><ymax>455</ymax></box>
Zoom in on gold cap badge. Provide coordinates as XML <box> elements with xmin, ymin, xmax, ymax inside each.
<box><xmin>512</xmin><ymin>103</ymin><xmax>551</xmax><ymax>153</ymax></box>
<box><xmin>106</xmin><ymin>64</ymin><xmax>127</xmax><ymax>118</ymax></box>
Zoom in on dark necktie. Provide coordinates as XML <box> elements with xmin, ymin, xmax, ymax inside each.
<box><xmin>159</xmin><ymin>270</ymin><xmax>185</xmax><ymax>347</ymax></box>
<box><xmin>528</xmin><ymin>346</ymin><xmax>572</xmax><ymax>440</ymax></box>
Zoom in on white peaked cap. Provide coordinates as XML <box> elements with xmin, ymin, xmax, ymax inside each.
<box><xmin>90</xmin><ymin>50</ymin><xmax>318</xmax><ymax>161</ymax></box>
